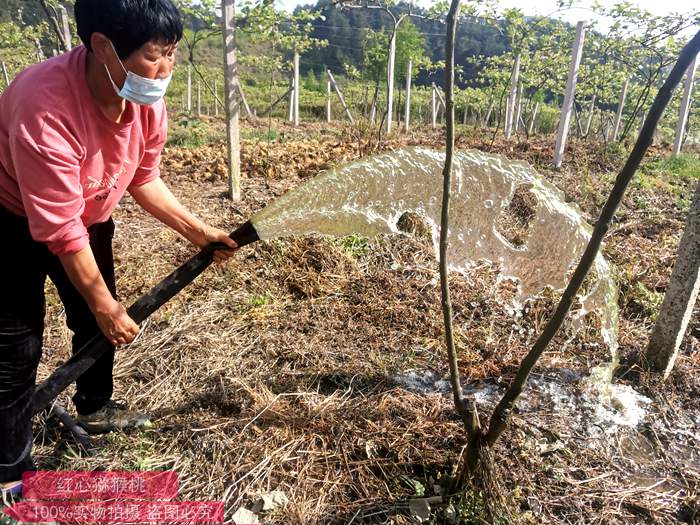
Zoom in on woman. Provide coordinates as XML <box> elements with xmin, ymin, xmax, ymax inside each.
<box><xmin>0</xmin><ymin>0</ymin><xmax>237</xmax><ymax>493</ymax></box>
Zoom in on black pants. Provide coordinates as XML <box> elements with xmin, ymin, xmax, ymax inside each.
<box><xmin>0</xmin><ymin>206</ymin><xmax>116</xmax><ymax>482</ymax></box>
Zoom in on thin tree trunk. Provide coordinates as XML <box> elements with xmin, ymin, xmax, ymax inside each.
<box><xmin>441</xmin><ymin>0</ymin><xmax>481</xmax><ymax>486</ymax></box>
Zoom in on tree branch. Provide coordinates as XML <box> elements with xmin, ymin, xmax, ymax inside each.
<box><xmin>439</xmin><ymin>0</ymin><xmax>482</xmax><ymax>484</ymax></box>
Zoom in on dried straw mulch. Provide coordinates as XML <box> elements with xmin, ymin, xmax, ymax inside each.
<box><xmin>32</xmin><ymin>122</ymin><xmax>699</xmax><ymax>524</ymax></box>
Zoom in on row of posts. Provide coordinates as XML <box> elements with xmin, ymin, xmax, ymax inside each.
<box><xmin>553</xmin><ymin>21</ymin><xmax>698</xmax><ymax>164</ymax></box>
<box><xmin>1</xmin><ymin>18</ymin><xmax>697</xmax><ymax>163</ymax></box>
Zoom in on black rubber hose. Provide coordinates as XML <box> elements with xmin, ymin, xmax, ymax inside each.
<box><xmin>33</xmin><ymin>220</ymin><xmax>260</xmax><ymax>414</ymax></box>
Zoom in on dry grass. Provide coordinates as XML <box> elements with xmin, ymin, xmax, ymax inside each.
<box><xmin>32</xmin><ymin>120</ymin><xmax>699</xmax><ymax>524</ymax></box>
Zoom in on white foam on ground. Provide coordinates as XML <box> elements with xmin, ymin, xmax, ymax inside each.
<box><xmin>394</xmin><ymin>368</ymin><xmax>652</xmax><ymax>437</ymax></box>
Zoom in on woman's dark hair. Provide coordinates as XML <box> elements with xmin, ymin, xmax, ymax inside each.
<box><xmin>74</xmin><ymin>0</ymin><xmax>183</xmax><ymax>59</ymax></box>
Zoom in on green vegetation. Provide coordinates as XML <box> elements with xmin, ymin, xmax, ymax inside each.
<box><xmin>167</xmin><ymin>116</ymin><xmax>212</xmax><ymax>148</ymax></box>
<box><xmin>329</xmin><ymin>234</ymin><xmax>371</xmax><ymax>259</ymax></box>
<box><xmin>248</xmin><ymin>294</ymin><xmax>273</xmax><ymax>306</ymax></box>
<box><xmin>643</xmin><ymin>154</ymin><xmax>700</xmax><ymax>181</ymax></box>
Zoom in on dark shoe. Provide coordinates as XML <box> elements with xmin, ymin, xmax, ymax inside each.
<box><xmin>75</xmin><ymin>399</ymin><xmax>152</xmax><ymax>434</ymax></box>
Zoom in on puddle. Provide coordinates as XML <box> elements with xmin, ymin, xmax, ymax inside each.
<box><xmin>394</xmin><ymin>368</ymin><xmax>652</xmax><ymax>438</ymax></box>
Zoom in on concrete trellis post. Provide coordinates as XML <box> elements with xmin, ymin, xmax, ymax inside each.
<box><xmin>612</xmin><ymin>78</ymin><xmax>629</xmax><ymax>141</ymax></box>
<box><xmin>386</xmin><ymin>30</ymin><xmax>397</xmax><ymax>133</ymax></box>
<box><xmin>237</xmin><ymin>83</ymin><xmax>253</xmax><ymax>119</ymax></box>
<box><xmin>433</xmin><ymin>82</ymin><xmax>446</xmax><ymax>111</ymax></box>
<box><xmin>514</xmin><ymin>84</ymin><xmax>523</xmax><ymax>133</ymax></box>
<box><xmin>293</xmin><ymin>50</ymin><xmax>300</xmax><ymax>127</ymax></box>
<box><xmin>431</xmin><ymin>84</ymin><xmax>437</xmax><ymax>129</ymax></box>
<box><xmin>637</xmin><ymin>111</ymin><xmax>646</xmax><ymax>137</ymax></box>
<box><xmin>35</xmin><ymin>39</ymin><xmax>45</xmax><ymax>62</ymax></box>
<box><xmin>504</xmin><ymin>54</ymin><xmax>520</xmax><ymax>140</ymax></box>
<box><xmin>222</xmin><ymin>0</ymin><xmax>241</xmax><ymax>201</ymax></box>
<box><xmin>404</xmin><ymin>59</ymin><xmax>412</xmax><ymax>131</ymax></box>
<box><xmin>553</xmin><ymin>21</ymin><xmax>586</xmax><ymax>169</ymax></box>
<box><xmin>673</xmin><ymin>54</ymin><xmax>699</xmax><ymax>156</ymax></box>
<box><xmin>528</xmin><ymin>102</ymin><xmax>539</xmax><ymax>135</ymax></box>
<box><xmin>646</xmin><ymin>181</ymin><xmax>700</xmax><ymax>377</ymax></box>
<box><xmin>584</xmin><ymin>93</ymin><xmax>596</xmax><ymax>136</ymax></box>
<box><xmin>326</xmin><ymin>79</ymin><xmax>332</xmax><ymax>123</ymax></box>
<box><xmin>187</xmin><ymin>64</ymin><xmax>192</xmax><ymax>112</ymax></box>
<box><xmin>483</xmin><ymin>99</ymin><xmax>493</xmax><ymax>127</ymax></box>
<box><xmin>327</xmin><ymin>70</ymin><xmax>354</xmax><ymax>123</ymax></box>
<box><xmin>214</xmin><ymin>79</ymin><xmax>219</xmax><ymax>116</ymax></box>
<box><xmin>605</xmin><ymin>113</ymin><xmax>613</xmax><ymax>141</ymax></box>
<box><xmin>287</xmin><ymin>79</ymin><xmax>294</xmax><ymax>122</ymax></box>
<box><xmin>57</xmin><ymin>5</ymin><xmax>72</xmax><ymax>51</ymax></box>
<box><xmin>1</xmin><ymin>61</ymin><xmax>9</xmax><ymax>88</ymax></box>
<box><xmin>197</xmin><ymin>79</ymin><xmax>201</xmax><ymax>115</ymax></box>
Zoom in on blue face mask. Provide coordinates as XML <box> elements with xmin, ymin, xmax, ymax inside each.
<box><xmin>104</xmin><ymin>43</ymin><xmax>172</xmax><ymax>105</ymax></box>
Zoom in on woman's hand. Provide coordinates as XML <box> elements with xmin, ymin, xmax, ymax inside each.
<box><xmin>193</xmin><ymin>225</ymin><xmax>239</xmax><ymax>263</ymax></box>
<box><xmin>59</xmin><ymin>246</ymin><xmax>139</xmax><ymax>348</ymax></box>
<box><xmin>92</xmin><ymin>297</ymin><xmax>140</xmax><ymax>347</ymax></box>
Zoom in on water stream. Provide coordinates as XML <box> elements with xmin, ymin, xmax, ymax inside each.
<box><xmin>246</xmin><ymin>146</ymin><xmax>651</xmax><ymax>425</ymax></box>
<box><xmin>249</xmin><ymin>147</ymin><xmax>619</xmax><ymax>371</ymax></box>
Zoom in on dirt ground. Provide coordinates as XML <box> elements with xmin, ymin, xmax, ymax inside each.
<box><xmin>33</xmin><ymin>119</ymin><xmax>699</xmax><ymax>524</ymax></box>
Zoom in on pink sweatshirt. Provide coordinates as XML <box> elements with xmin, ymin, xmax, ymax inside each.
<box><xmin>0</xmin><ymin>45</ymin><xmax>167</xmax><ymax>255</ymax></box>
